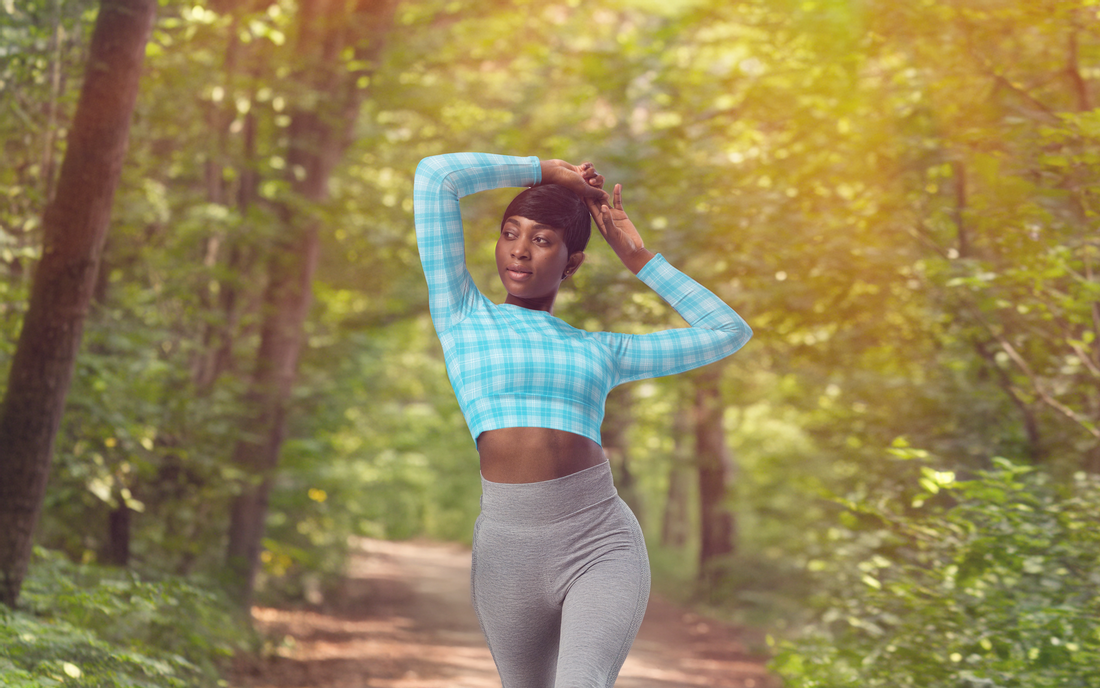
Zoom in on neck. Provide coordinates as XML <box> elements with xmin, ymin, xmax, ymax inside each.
<box><xmin>505</xmin><ymin>291</ymin><xmax>557</xmax><ymax>313</ymax></box>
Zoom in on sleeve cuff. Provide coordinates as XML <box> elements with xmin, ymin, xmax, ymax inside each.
<box><xmin>530</xmin><ymin>156</ymin><xmax>542</xmax><ymax>185</ymax></box>
<box><xmin>636</xmin><ymin>253</ymin><xmax>669</xmax><ymax>286</ymax></box>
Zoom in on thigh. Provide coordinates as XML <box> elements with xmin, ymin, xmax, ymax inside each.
<box><xmin>472</xmin><ymin>517</ymin><xmax>561</xmax><ymax>688</ymax></box>
<box><xmin>555</xmin><ymin>500</ymin><xmax>651</xmax><ymax>688</ymax></box>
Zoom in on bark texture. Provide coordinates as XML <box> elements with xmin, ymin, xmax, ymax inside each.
<box><xmin>105</xmin><ymin>505</ymin><xmax>132</xmax><ymax>567</ymax></box>
<box><xmin>695</xmin><ymin>370</ymin><xmax>737</xmax><ymax>587</ymax></box>
<box><xmin>0</xmin><ymin>0</ymin><xmax>155</xmax><ymax>607</ymax></box>
<box><xmin>661</xmin><ymin>405</ymin><xmax>694</xmax><ymax>549</ymax></box>
<box><xmin>224</xmin><ymin>0</ymin><xmax>398</xmax><ymax>605</ymax></box>
<box><xmin>602</xmin><ymin>386</ymin><xmax>645</xmax><ymax>527</ymax></box>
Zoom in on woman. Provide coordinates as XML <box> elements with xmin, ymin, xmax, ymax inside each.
<box><xmin>413</xmin><ymin>152</ymin><xmax>752</xmax><ymax>688</ymax></box>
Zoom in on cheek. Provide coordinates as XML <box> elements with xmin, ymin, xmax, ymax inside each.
<box><xmin>550</xmin><ymin>247</ymin><xmax>570</xmax><ymax>269</ymax></box>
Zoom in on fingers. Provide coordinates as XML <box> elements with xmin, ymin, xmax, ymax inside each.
<box><xmin>557</xmin><ymin>165</ymin><xmax>608</xmax><ymax>202</ymax></box>
<box><xmin>585</xmin><ymin>186</ymin><xmax>610</xmax><ymax>203</ymax></box>
<box><xmin>547</xmin><ymin>159</ymin><xmax>606</xmax><ymax>204</ymax></box>
<box><xmin>580</xmin><ymin>162</ymin><xmax>605</xmax><ymax>190</ymax></box>
<box><xmin>585</xmin><ymin>197</ymin><xmax>609</xmax><ymax>235</ymax></box>
<box><xmin>600</xmin><ymin>204</ymin><xmax>616</xmax><ymax>234</ymax></box>
<box><xmin>613</xmin><ymin>184</ymin><xmax>622</xmax><ymax>211</ymax></box>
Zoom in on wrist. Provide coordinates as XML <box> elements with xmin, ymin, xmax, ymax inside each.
<box><xmin>538</xmin><ymin>160</ymin><xmax>557</xmax><ymax>186</ymax></box>
<box><xmin>622</xmin><ymin>248</ymin><xmax>655</xmax><ymax>275</ymax></box>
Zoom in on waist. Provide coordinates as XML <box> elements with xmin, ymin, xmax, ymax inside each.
<box><xmin>477</xmin><ymin>427</ymin><xmax>606</xmax><ymax>483</ymax></box>
<box><xmin>479</xmin><ymin>460</ymin><xmax>617</xmax><ymax>525</ymax></box>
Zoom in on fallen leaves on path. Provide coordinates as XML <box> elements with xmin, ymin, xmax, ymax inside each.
<box><xmin>231</xmin><ymin>539</ymin><xmax>775</xmax><ymax>688</ymax></box>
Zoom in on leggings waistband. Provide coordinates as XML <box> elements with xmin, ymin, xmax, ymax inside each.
<box><xmin>479</xmin><ymin>460</ymin><xmax>617</xmax><ymax>525</ymax></box>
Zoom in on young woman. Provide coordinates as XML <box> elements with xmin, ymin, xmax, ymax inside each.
<box><xmin>413</xmin><ymin>152</ymin><xmax>752</xmax><ymax>688</ymax></box>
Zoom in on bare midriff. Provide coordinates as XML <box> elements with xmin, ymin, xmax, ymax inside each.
<box><xmin>476</xmin><ymin>427</ymin><xmax>607</xmax><ymax>484</ymax></box>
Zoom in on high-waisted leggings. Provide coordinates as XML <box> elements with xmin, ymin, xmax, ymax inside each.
<box><xmin>471</xmin><ymin>460</ymin><xmax>651</xmax><ymax>688</ymax></box>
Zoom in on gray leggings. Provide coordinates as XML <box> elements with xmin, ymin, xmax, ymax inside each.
<box><xmin>471</xmin><ymin>460</ymin><xmax>650</xmax><ymax>688</ymax></box>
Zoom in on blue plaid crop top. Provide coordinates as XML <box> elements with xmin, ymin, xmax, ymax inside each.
<box><xmin>414</xmin><ymin>152</ymin><xmax>752</xmax><ymax>444</ymax></box>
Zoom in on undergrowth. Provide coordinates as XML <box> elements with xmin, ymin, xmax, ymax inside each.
<box><xmin>0</xmin><ymin>548</ymin><xmax>251</xmax><ymax>687</ymax></box>
<box><xmin>771</xmin><ymin>461</ymin><xmax>1100</xmax><ymax>687</ymax></box>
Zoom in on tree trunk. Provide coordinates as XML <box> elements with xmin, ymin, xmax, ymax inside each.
<box><xmin>105</xmin><ymin>504</ymin><xmax>132</xmax><ymax>567</ymax></box>
<box><xmin>602</xmin><ymin>386</ymin><xmax>644</xmax><ymax>528</ymax></box>
<box><xmin>223</xmin><ymin>0</ymin><xmax>398</xmax><ymax>606</ymax></box>
<box><xmin>0</xmin><ymin>0</ymin><xmax>155</xmax><ymax>608</ymax></box>
<box><xmin>192</xmin><ymin>24</ymin><xmax>256</xmax><ymax>392</ymax></box>
<box><xmin>661</xmin><ymin>404</ymin><xmax>693</xmax><ymax>549</ymax></box>
<box><xmin>695</xmin><ymin>369</ymin><xmax>736</xmax><ymax>588</ymax></box>
<box><xmin>952</xmin><ymin>160</ymin><xmax>968</xmax><ymax>259</ymax></box>
<box><xmin>224</xmin><ymin>223</ymin><xmax>320</xmax><ymax>603</ymax></box>
<box><xmin>90</xmin><ymin>258</ymin><xmax>134</xmax><ymax>568</ymax></box>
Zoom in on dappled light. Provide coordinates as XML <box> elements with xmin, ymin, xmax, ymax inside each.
<box><xmin>2</xmin><ymin>0</ymin><xmax>1099</xmax><ymax>686</ymax></box>
<box><xmin>235</xmin><ymin>539</ymin><xmax>774</xmax><ymax>688</ymax></box>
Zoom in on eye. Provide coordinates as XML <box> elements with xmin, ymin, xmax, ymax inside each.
<box><xmin>534</xmin><ymin>236</ymin><xmax>550</xmax><ymax>245</ymax></box>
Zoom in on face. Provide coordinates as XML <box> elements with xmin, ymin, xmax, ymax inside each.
<box><xmin>496</xmin><ymin>215</ymin><xmax>582</xmax><ymax>307</ymax></box>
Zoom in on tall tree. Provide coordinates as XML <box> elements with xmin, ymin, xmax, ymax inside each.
<box><xmin>661</xmin><ymin>404</ymin><xmax>694</xmax><ymax>549</ymax></box>
<box><xmin>224</xmin><ymin>0</ymin><xmax>399</xmax><ymax>605</ymax></box>
<box><xmin>603</xmin><ymin>386</ymin><xmax>645</xmax><ymax>526</ymax></box>
<box><xmin>694</xmin><ymin>366</ymin><xmax>737</xmax><ymax>586</ymax></box>
<box><xmin>0</xmin><ymin>0</ymin><xmax>156</xmax><ymax>606</ymax></box>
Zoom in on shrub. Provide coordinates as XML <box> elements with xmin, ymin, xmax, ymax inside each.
<box><xmin>771</xmin><ymin>459</ymin><xmax>1100</xmax><ymax>688</ymax></box>
<box><xmin>0</xmin><ymin>549</ymin><xmax>249</xmax><ymax>687</ymax></box>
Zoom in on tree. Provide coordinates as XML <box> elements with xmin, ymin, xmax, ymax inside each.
<box><xmin>223</xmin><ymin>0</ymin><xmax>399</xmax><ymax>605</ymax></box>
<box><xmin>661</xmin><ymin>404</ymin><xmax>695</xmax><ymax>549</ymax></box>
<box><xmin>0</xmin><ymin>0</ymin><xmax>156</xmax><ymax>606</ymax></box>
<box><xmin>694</xmin><ymin>366</ymin><xmax>737</xmax><ymax>586</ymax></box>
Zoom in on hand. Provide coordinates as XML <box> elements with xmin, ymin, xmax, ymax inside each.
<box><xmin>540</xmin><ymin>159</ymin><xmax>609</xmax><ymax>204</ymax></box>
<box><xmin>585</xmin><ymin>184</ymin><xmax>653</xmax><ymax>274</ymax></box>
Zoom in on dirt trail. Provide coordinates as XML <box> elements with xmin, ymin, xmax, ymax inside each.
<box><xmin>232</xmin><ymin>538</ymin><xmax>774</xmax><ymax>688</ymax></box>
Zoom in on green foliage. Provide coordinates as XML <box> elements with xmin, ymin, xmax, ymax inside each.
<box><xmin>255</xmin><ymin>313</ymin><xmax>482</xmax><ymax>600</ymax></box>
<box><xmin>771</xmin><ymin>461</ymin><xmax>1100</xmax><ymax>687</ymax></box>
<box><xmin>2</xmin><ymin>0</ymin><xmax>1098</xmax><ymax>660</ymax></box>
<box><xmin>1</xmin><ymin>0</ymin><xmax>97</xmax><ymax>388</ymax></box>
<box><xmin>0</xmin><ymin>549</ymin><xmax>250</xmax><ymax>687</ymax></box>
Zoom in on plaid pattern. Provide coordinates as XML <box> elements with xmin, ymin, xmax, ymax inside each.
<box><xmin>414</xmin><ymin>153</ymin><xmax>752</xmax><ymax>444</ymax></box>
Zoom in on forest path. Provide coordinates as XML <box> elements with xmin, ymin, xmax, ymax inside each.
<box><xmin>231</xmin><ymin>538</ymin><xmax>775</xmax><ymax>688</ymax></box>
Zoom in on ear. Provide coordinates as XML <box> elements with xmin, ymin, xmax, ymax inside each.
<box><xmin>562</xmin><ymin>251</ymin><xmax>585</xmax><ymax>280</ymax></box>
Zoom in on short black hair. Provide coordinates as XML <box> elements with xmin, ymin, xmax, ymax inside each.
<box><xmin>501</xmin><ymin>184</ymin><xmax>591</xmax><ymax>255</ymax></box>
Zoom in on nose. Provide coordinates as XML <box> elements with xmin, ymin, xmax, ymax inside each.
<box><xmin>511</xmin><ymin>240</ymin><xmax>530</xmax><ymax>259</ymax></box>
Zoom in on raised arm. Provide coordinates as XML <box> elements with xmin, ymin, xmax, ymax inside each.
<box><xmin>413</xmin><ymin>153</ymin><xmax>541</xmax><ymax>332</ymax></box>
<box><xmin>598</xmin><ymin>254</ymin><xmax>752</xmax><ymax>385</ymax></box>
<box><xmin>585</xmin><ymin>183</ymin><xmax>752</xmax><ymax>382</ymax></box>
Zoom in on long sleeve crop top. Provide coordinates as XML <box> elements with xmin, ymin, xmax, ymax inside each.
<box><xmin>413</xmin><ymin>152</ymin><xmax>752</xmax><ymax>444</ymax></box>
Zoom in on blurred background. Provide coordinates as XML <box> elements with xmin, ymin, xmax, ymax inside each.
<box><xmin>2</xmin><ymin>0</ymin><xmax>1099</xmax><ymax>685</ymax></box>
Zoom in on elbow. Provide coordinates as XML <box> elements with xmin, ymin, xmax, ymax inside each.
<box><xmin>414</xmin><ymin>156</ymin><xmax>441</xmax><ymax>185</ymax></box>
<box><xmin>727</xmin><ymin>318</ymin><xmax>752</xmax><ymax>353</ymax></box>
<box><xmin>416</xmin><ymin>155</ymin><xmax>444</xmax><ymax>174</ymax></box>
<box><xmin>414</xmin><ymin>155</ymin><xmax>458</xmax><ymax>195</ymax></box>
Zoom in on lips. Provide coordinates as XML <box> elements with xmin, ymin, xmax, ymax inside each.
<box><xmin>505</xmin><ymin>264</ymin><xmax>532</xmax><ymax>281</ymax></box>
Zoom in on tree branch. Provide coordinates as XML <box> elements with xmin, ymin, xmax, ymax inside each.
<box><xmin>992</xmin><ymin>330</ymin><xmax>1100</xmax><ymax>439</ymax></box>
<box><xmin>1067</xmin><ymin>25</ymin><xmax>1092</xmax><ymax>112</ymax></box>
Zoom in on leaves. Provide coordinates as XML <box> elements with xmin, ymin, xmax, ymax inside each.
<box><xmin>0</xmin><ymin>0</ymin><xmax>1097</xmax><ymax>673</ymax></box>
<box><xmin>773</xmin><ymin>463</ymin><xmax>1100</xmax><ymax>687</ymax></box>
<box><xmin>1</xmin><ymin>549</ymin><xmax>249</xmax><ymax>687</ymax></box>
